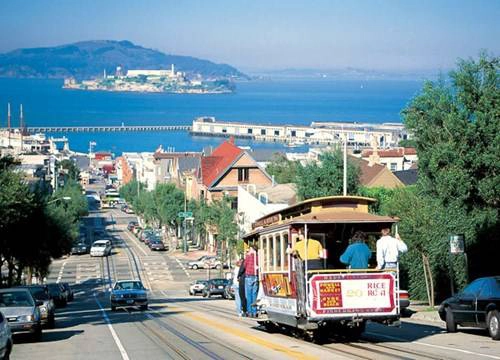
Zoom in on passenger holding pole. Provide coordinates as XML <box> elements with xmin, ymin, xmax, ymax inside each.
<box><xmin>290</xmin><ymin>228</ymin><xmax>325</xmax><ymax>270</ymax></box>
<box><xmin>376</xmin><ymin>228</ymin><xmax>408</xmax><ymax>269</ymax></box>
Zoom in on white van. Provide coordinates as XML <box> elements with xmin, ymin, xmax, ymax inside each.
<box><xmin>90</xmin><ymin>240</ymin><xmax>112</xmax><ymax>257</ymax></box>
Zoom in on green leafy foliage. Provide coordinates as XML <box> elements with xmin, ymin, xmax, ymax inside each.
<box><xmin>0</xmin><ymin>158</ymin><xmax>86</xmax><ymax>286</ymax></box>
<box><xmin>296</xmin><ymin>149</ymin><xmax>360</xmax><ymax>200</ymax></box>
<box><xmin>265</xmin><ymin>153</ymin><xmax>300</xmax><ymax>184</ymax></box>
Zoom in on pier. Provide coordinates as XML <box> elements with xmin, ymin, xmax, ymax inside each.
<box><xmin>3</xmin><ymin>125</ymin><xmax>191</xmax><ymax>133</ymax></box>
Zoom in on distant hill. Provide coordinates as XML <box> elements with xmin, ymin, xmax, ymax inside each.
<box><xmin>0</xmin><ymin>40</ymin><xmax>247</xmax><ymax>80</ymax></box>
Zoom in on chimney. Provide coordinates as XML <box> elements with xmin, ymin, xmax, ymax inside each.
<box><xmin>368</xmin><ymin>134</ymin><xmax>380</xmax><ymax>167</ymax></box>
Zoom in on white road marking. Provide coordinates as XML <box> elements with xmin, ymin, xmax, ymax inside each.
<box><xmin>365</xmin><ymin>332</ymin><xmax>500</xmax><ymax>360</ymax></box>
<box><xmin>56</xmin><ymin>261</ymin><xmax>67</xmax><ymax>283</ymax></box>
<box><xmin>175</xmin><ymin>258</ymin><xmax>191</xmax><ymax>278</ymax></box>
<box><xmin>94</xmin><ymin>294</ymin><xmax>130</xmax><ymax>360</ymax></box>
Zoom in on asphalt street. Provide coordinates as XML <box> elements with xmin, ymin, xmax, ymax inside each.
<box><xmin>10</xmin><ymin>208</ymin><xmax>500</xmax><ymax>360</ymax></box>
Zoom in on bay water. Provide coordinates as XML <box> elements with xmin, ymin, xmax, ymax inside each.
<box><xmin>0</xmin><ymin>78</ymin><xmax>422</xmax><ymax>154</ymax></box>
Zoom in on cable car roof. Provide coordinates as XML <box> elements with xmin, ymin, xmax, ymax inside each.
<box><xmin>246</xmin><ymin>195</ymin><xmax>399</xmax><ymax>238</ymax></box>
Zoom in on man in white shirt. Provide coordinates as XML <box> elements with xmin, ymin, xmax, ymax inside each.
<box><xmin>376</xmin><ymin>228</ymin><xmax>408</xmax><ymax>269</ymax></box>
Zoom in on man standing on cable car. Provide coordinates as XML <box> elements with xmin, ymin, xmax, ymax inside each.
<box><xmin>244</xmin><ymin>245</ymin><xmax>259</xmax><ymax>317</ymax></box>
<box><xmin>376</xmin><ymin>228</ymin><xmax>408</xmax><ymax>269</ymax></box>
<box><xmin>290</xmin><ymin>228</ymin><xmax>325</xmax><ymax>270</ymax></box>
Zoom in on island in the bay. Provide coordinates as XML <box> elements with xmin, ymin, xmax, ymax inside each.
<box><xmin>0</xmin><ymin>40</ymin><xmax>247</xmax><ymax>93</ymax></box>
<box><xmin>63</xmin><ymin>64</ymin><xmax>234</xmax><ymax>94</ymax></box>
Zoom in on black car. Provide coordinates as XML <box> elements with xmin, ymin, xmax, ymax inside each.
<box><xmin>202</xmin><ymin>279</ymin><xmax>230</xmax><ymax>298</ymax></box>
<box><xmin>47</xmin><ymin>284</ymin><xmax>67</xmax><ymax>308</ymax></box>
<box><xmin>438</xmin><ymin>276</ymin><xmax>500</xmax><ymax>340</ymax></box>
<box><xmin>71</xmin><ymin>242</ymin><xmax>88</xmax><ymax>255</ymax></box>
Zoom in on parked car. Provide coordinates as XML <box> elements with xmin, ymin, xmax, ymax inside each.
<box><xmin>47</xmin><ymin>283</ymin><xmax>67</xmax><ymax>308</ymax></box>
<box><xmin>0</xmin><ymin>288</ymin><xmax>43</xmax><ymax>341</ymax></box>
<box><xmin>223</xmin><ymin>282</ymin><xmax>235</xmax><ymax>299</ymax></box>
<box><xmin>110</xmin><ymin>280</ymin><xmax>148</xmax><ymax>311</ymax></box>
<box><xmin>187</xmin><ymin>256</ymin><xmax>212</xmax><ymax>270</ymax></box>
<box><xmin>202</xmin><ymin>279</ymin><xmax>230</xmax><ymax>298</ymax></box>
<box><xmin>438</xmin><ymin>276</ymin><xmax>500</xmax><ymax>340</ymax></box>
<box><xmin>19</xmin><ymin>285</ymin><xmax>55</xmax><ymax>329</ymax></box>
<box><xmin>399</xmin><ymin>290</ymin><xmax>410</xmax><ymax>311</ymax></box>
<box><xmin>71</xmin><ymin>241</ymin><xmax>88</xmax><ymax>255</ymax></box>
<box><xmin>189</xmin><ymin>280</ymin><xmax>208</xmax><ymax>295</ymax></box>
<box><xmin>0</xmin><ymin>311</ymin><xmax>13</xmax><ymax>359</ymax></box>
<box><xmin>90</xmin><ymin>240</ymin><xmax>112</xmax><ymax>257</ymax></box>
<box><xmin>149</xmin><ymin>240</ymin><xmax>166</xmax><ymax>251</ymax></box>
<box><xmin>61</xmin><ymin>283</ymin><xmax>74</xmax><ymax>302</ymax></box>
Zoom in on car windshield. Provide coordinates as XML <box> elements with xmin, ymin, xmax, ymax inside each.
<box><xmin>196</xmin><ymin>280</ymin><xmax>207</xmax><ymax>285</ymax></box>
<box><xmin>93</xmin><ymin>243</ymin><xmax>106</xmax><ymax>247</ymax></box>
<box><xmin>0</xmin><ymin>291</ymin><xmax>35</xmax><ymax>307</ymax></box>
<box><xmin>30</xmin><ymin>288</ymin><xmax>49</xmax><ymax>300</ymax></box>
<box><xmin>114</xmin><ymin>281</ymin><xmax>143</xmax><ymax>290</ymax></box>
<box><xmin>211</xmin><ymin>279</ymin><xmax>226</xmax><ymax>286</ymax></box>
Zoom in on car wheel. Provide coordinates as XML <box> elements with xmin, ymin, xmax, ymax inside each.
<box><xmin>207</xmin><ymin>291</ymin><xmax>212</xmax><ymax>298</ymax></box>
<box><xmin>487</xmin><ymin>310</ymin><xmax>500</xmax><ymax>340</ymax></box>
<box><xmin>140</xmin><ymin>304</ymin><xmax>148</xmax><ymax>311</ymax></box>
<box><xmin>202</xmin><ymin>291</ymin><xmax>207</xmax><ymax>298</ymax></box>
<box><xmin>215</xmin><ymin>264</ymin><xmax>221</xmax><ymax>270</ymax></box>
<box><xmin>3</xmin><ymin>340</ymin><xmax>12</xmax><ymax>360</ymax></box>
<box><xmin>192</xmin><ymin>264</ymin><xmax>198</xmax><ymax>270</ymax></box>
<box><xmin>445</xmin><ymin>308</ymin><xmax>457</xmax><ymax>333</ymax></box>
<box><xmin>33</xmin><ymin>325</ymin><xmax>42</xmax><ymax>341</ymax></box>
<box><xmin>189</xmin><ymin>290</ymin><xmax>194</xmax><ymax>296</ymax></box>
<box><xmin>111</xmin><ymin>306</ymin><xmax>116</xmax><ymax>311</ymax></box>
<box><xmin>48</xmin><ymin>314</ymin><xmax>56</xmax><ymax>329</ymax></box>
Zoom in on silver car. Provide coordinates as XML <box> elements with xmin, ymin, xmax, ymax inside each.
<box><xmin>0</xmin><ymin>288</ymin><xmax>43</xmax><ymax>341</ymax></box>
<box><xmin>0</xmin><ymin>311</ymin><xmax>13</xmax><ymax>360</ymax></box>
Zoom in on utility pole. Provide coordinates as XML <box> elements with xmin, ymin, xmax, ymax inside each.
<box><xmin>343</xmin><ymin>132</ymin><xmax>347</xmax><ymax>196</ymax></box>
<box><xmin>7</xmin><ymin>103</ymin><xmax>11</xmax><ymax>147</ymax></box>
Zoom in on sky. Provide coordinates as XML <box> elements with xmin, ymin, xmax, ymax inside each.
<box><xmin>0</xmin><ymin>0</ymin><xmax>498</xmax><ymax>72</ymax></box>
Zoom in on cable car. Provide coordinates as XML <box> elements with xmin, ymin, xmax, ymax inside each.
<box><xmin>243</xmin><ymin>196</ymin><xmax>402</xmax><ymax>341</ymax></box>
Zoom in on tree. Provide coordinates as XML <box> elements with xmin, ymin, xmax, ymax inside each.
<box><xmin>265</xmin><ymin>153</ymin><xmax>300</xmax><ymax>184</ymax></box>
<box><xmin>58</xmin><ymin>159</ymin><xmax>80</xmax><ymax>182</ymax></box>
<box><xmin>296</xmin><ymin>149</ymin><xmax>360</xmax><ymax>200</ymax></box>
<box><xmin>155</xmin><ymin>183</ymin><xmax>185</xmax><ymax>228</ymax></box>
<box><xmin>402</xmin><ymin>52</ymin><xmax>499</xmax><ymax>289</ymax></box>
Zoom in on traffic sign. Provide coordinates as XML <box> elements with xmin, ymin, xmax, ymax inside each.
<box><xmin>178</xmin><ymin>211</ymin><xmax>193</xmax><ymax>218</ymax></box>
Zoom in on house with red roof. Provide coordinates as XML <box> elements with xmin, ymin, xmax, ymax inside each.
<box><xmin>197</xmin><ymin>139</ymin><xmax>273</xmax><ymax>203</ymax></box>
<box><xmin>361</xmin><ymin>147</ymin><xmax>417</xmax><ymax>172</ymax></box>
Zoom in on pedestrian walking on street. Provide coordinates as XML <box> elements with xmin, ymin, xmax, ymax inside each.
<box><xmin>244</xmin><ymin>245</ymin><xmax>259</xmax><ymax>317</ymax></box>
<box><xmin>238</xmin><ymin>256</ymin><xmax>247</xmax><ymax>316</ymax></box>
<box><xmin>232</xmin><ymin>260</ymin><xmax>243</xmax><ymax>316</ymax></box>
<box><xmin>376</xmin><ymin>228</ymin><xmax>408</xmax><ymax>269</ymax></box>
<box><xmin>340</xmin><ymin>230</ymin><xmax>371</xmax><ymax>269</ymax></box>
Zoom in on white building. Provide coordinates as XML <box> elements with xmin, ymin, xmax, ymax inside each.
<box><xmin>237</xmin><ymin>183</ymin><xmax>297</xmax><ymax>235</ymax></box>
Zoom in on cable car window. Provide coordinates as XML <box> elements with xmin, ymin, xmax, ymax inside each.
<box><xmin>276</xmin><ymin>233</ymin><xmax>282</xmax><ymax>271</ymax></box>
<box><xmin>283</xmin><ymin>232</ymin><xmax>289</xmax><ymax>271</ymax></box>
<box><xmin>269</xmin><ymin>234</ymin><xmax>274</xmax><ymax>271</ymax></box>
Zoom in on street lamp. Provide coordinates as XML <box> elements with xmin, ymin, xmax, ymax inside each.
<box><xmin>47</xmin><ymin>196</ymin><xmax>72</xmax><ymax>205</ymax></box>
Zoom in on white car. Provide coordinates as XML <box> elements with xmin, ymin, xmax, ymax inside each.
<box><xmin>189</xmin><ymin>280</ymin><xmax>208</xmax><ymax>295</ymax></box>
<box><xmin>0</xmin><ymin>311</ymin><xmax>13</xmax><ymax>360</ymax></box>
<box><xmin>90</xmin><ymin>240</ymin><xmax>112</xmax><ymax>257</ymax></box>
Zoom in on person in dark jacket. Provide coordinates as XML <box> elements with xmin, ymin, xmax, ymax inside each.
<box><xmin>238</xmin><ymin>257</ymin><xmax>247</xmax><ymax>316</ymax></box>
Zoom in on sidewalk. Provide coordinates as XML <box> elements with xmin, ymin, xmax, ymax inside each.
<box><xmin>169</xmin><ymin>246</ymin><xmax>215</xmax><ymax>261</ymax></box>
<box><xmin>405</xmin><ymin>304</ymin><xmax>443</xmax><ymax>323</ymax></box>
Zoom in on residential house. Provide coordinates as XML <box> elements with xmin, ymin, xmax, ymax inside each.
<box><xmin>351</xmin><ymin>156</ymin><xmax>404</xmax><ymax>188</ymax></box>
<box><xmin>153</xmin><ymin>151</ymin><xmax>202</xmax><ymax>188</ymax></box>
<box><xmin>361</xmin><ymin>147</ymin><xmax>417</xmax><ymax>172</ymax></box>
<box><xmin>198</xmin><ymin>139</ymin><xmax>273</xmax><ymax>202</ymax></box>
